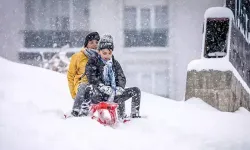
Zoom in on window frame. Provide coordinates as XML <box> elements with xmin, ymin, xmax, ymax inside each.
<box><xmin>123</xmin><ymin>5</ymin><xmax>169</xmax><ymax>49</ymax></box>
<box><xmin>24</xmin><ymin>0</ymin><xmax>90</xmax><ymax>48</ymax></box>
<box><xmin>25</xmin><ymin>0</ymin><xmax>89</xmax><ymax>31</ymax></box>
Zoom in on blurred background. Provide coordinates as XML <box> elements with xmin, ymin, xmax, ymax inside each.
<box><xmin>0</xmin><ymin>0</ymin><xmax>249</xmax><ymax>100</ymax></box>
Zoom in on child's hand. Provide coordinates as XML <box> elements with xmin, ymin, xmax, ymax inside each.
<box><xmin>116</xmin><ymin>87</ymin><xmax>125</xmax><ymax>96</ymax></box>
<box><xmin>98</xmin><ymin>83</ymin><xmax>113</xmax><ymax>95</ymax></box>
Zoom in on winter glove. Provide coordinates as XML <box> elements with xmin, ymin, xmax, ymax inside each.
<box><xmin>116</xmin><ymin>87</ymin><xmax>125</xmax><ymax>96</ymax></box>
<box><xmin>108</xmin><ymin>89</ymin><xmax>116</xmax><ymax>102</ymax></box>
<box><xmin>98</xmin><ymin>83</ymin><xmax>113</xmax><ymax>95</ymax></box>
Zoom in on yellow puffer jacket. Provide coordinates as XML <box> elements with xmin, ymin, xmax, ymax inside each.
<box><xmin>67</xmin><ymin>48</ymin><xmax>89</xmax><ymax>99</ymax></box>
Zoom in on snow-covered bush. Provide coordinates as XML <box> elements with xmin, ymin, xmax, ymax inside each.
<box><xmin>41</xmin><ymin>44</ymin><xmax>71</xmax><ymax>74</ymax></box>
<box><xmin>42</xmin><ymin>51</ymin><xmax>70</xmax><ymax>74</ymax></box>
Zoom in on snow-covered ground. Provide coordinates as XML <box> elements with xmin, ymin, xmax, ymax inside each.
<box><xmin>0</xmin><ymin>57</ymin><xmax>250</xmax><ymax>150</ymax></box>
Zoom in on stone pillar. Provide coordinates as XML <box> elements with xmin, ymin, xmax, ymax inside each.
<box><xmin>185</xmin><ymin>69</ymin><xmax>250</xmax><ymax>112</ymax></box>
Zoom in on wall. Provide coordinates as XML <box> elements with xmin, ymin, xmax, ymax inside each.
<box><xmin>186</xmin><ymin>70</ymin><xmax>250</xmax><ymax>111</ymax></box>
<box><xmin>229</xmin><ymin>23</ymin><xmax>250</xmax><ymax>88</ymax></box>
<box><xmin>185</xmin><ymin>6</ymin><xmax>250</xmax><ymax>112</ymax></box>
<box><xmin>170</xmin><ymin>0</ymin><xmax>225</xmax><ymax>100</ymax></box>
<box><xmin>0</xmin><ymin>0</ymin><xmax>25</xmax><ymax>61</ymax></box>
<box><xmin>0</xmin><ymin>0</ymin><xmax>226</xmax><ymax>100</ymax></box>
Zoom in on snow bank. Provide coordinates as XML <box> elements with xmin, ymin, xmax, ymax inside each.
<box><xmin>188</xmin><ymin>58</ymin><xmax>232</xmax><ymax>71</ymax></box>
<box><xmin>204</xmin><ymin>7</ymin><xmax>234</xmax><ymax>19</ymax></box>
<box><xmin>0</xmin><ymin>57</ymin><xmax>72</xmax><ymax>111</ymax></box>
<box><xmin>187</xmin><ymin>58</ymin><xmax>250</xmax><ymax>95</ymax></box>
<box><xmin>1</xmin><ymin>57</ymin><xmax>250</xmax><ymax>150</ymax></box>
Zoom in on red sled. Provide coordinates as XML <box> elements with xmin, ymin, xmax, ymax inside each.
<box><xmin>89</xmin><ymin>102</ymin><xmax>129</xmax><ymax>126</ymax></box>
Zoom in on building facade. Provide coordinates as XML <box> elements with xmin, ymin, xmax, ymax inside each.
<box><xmin>0</xmin><ymin>0</ymin><xmax>227</xmax><ymax>100</ymax></box>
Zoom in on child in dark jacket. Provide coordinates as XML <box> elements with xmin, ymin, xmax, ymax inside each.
<box><xmin>73</xmin><ymin>35</ymin><xmax>141</xmax><ymax>119</ymax></box>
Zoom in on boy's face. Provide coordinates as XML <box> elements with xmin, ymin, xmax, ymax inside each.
<box><xmin>98</xmin><ymin>49</ymin><xmax>113</xmax><ymax>61</ymax></box>
<box><xmin>87</xmin><ymin>40</ymin><xmax>99</xmax><ymax>49</ymax></box>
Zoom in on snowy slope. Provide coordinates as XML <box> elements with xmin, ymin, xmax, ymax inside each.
<box><xmin>0</xmin><ymin>57</ymin><xmax>250</xmax><ymax>150</ymax></box>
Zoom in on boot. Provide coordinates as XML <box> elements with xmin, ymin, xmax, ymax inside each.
<box><xmin>130</xmin><ymin>111</ymin><xmax>141</xmax><ymax>118</ymax></box>
<box><xmin>71</xmin><ymin>109</ymin><xmax>80</xmax><ymax>117</ymax></box>
<box><xmin>78</xmin><ymin>108</ymin><xmax>89</xmax><ymax>117</ymax></box>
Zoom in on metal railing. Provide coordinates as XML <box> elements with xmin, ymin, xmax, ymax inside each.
<box><xmin>22</xmin><ymin>30</ymin><xmax>89</xmax><ymax>48</ymax></box>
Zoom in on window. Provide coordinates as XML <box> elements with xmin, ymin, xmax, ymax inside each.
<box><xmin>72</xmin><ymin>0</ymin><xmax>89</xmax><ymax>30</ymax></box>
<box><xmin>25</xmin><ymin>0</ymin><xmax>35</xmax><ymax>30</ymax></box>
<box><xmin>204</xmin><ymin>18</ymin><xmax>229</xmax><ymax>58</ymax></box>
<box><xmin>124</xmin><ymin>6</ymin><xmax>169</xmax><ymax>47</ymax></box>
<box><xmin>25</xmin><ymin>0</ymin><xmax>71</xmax><ymax>30</ymax></box>
<box><xmin>124</xmin><ymin>7</ymin><xmax>137</xmax><ymax>30</ymax></box>
<box><xmin>141</xmin><ymin>8</ymin><xmax>151</xmax><ymax>29</ymax></box>
<box><xmin>155</xmin><ymin>6</ymin><xmax>168</xmax><ymax>29</ymax></box>
<box><xmin>24</xmin><ymin>0</ymin><xmax>90</xmax><ymax>48</ymax></box>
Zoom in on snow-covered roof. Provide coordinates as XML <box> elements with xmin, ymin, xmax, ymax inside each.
<box><xmin>204</xmin><ymin>7</ymin><xmax>234</xmax><ymax>19</ymax></box>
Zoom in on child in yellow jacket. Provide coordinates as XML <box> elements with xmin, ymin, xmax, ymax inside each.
<box><xmin>67</xmin><ymin>32</ymin><xmax>100</xmax><ymax>99</ymax></box>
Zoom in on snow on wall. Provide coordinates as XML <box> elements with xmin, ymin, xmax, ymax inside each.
<box><xmin>204</xmin><ymin>7</ymin><xmax>234</xmax><ymax>19</ymax></box>
<box><xmin>188</xmin><ymin>58</ymin><xmax>250</xmax><ymax>95</ymax></box>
